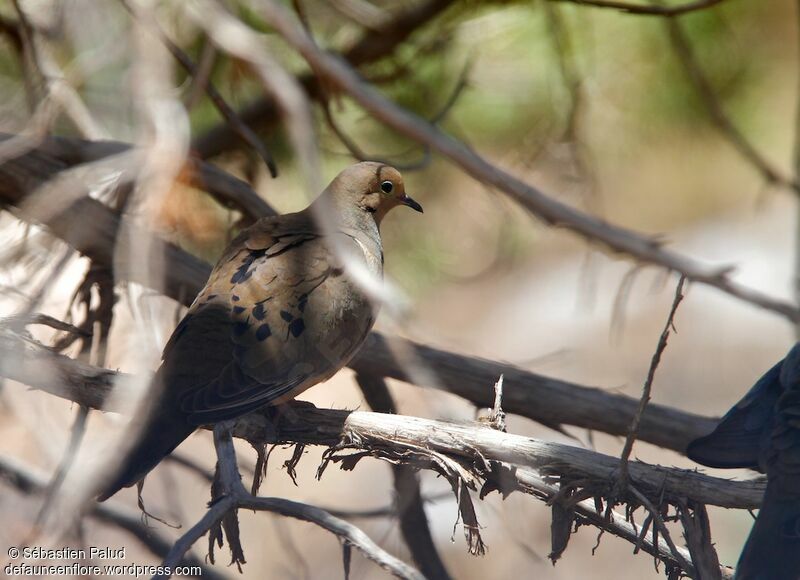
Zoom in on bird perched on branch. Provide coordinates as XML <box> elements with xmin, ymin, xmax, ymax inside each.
<box><xmin>98</xmin><ymin>162</ymin><xmax>422</xmax><ymax>500</ymax></box>
<box><xmin>687</xmin><ymin>344</ymin><xmax>800</xmax><ymax>580</ymax></box>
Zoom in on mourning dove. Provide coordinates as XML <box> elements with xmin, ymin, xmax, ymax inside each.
<box><xmin>98</xmin><ymin>162</ymin><xmax>422</xmax><ymax>500</ymax></box>
<box><xmin>687</xmin><ymin>344</ymin><xmax>800</xmax><ymax>579</ymax></box>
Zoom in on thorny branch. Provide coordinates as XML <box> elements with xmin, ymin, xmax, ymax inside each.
<box><xmin>0</xmin><ymin>331</ymin><xmax>764</xmax><ymax>511</ymax></box>
<box><xmin>156</xmin><ymin>424</ymin><xmax>426</xmax><ymax>580</ymax></box>
<box><xmin>0</xmin><ymin>332</ymin><xmax>746</xmax><ymax>577</ymax></box>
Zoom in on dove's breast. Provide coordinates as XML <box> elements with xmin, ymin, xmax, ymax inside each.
<box><xmin>238</xmin><ymin>231</ymin><xmax>381</xmax><ymax>402</ymax></box>
<box><xmin>292</xmin><ymin>233</ymin><xmax>381</xmax><ymax>387</ymax></box>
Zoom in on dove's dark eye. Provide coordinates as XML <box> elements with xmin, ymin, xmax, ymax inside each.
<box><xmin>380</xmin><ymin>180</ymin><xmax>394</xmax><ymax>194</ymax></box>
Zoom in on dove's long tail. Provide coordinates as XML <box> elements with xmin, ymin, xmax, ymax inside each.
<box><xmin>97</xmin><ymin>407</ymin><xmax>195</xmax><ymax>502</ymax></box>
<box><xmin>735</xmin><ymin>481</ymin><xmax>800</xmax><ymax>580</ymax></box>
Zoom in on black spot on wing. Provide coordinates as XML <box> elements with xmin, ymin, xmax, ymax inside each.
<box><xmin>230</xmin><ymin>250</ymin><xmax>266</xmax><ymax>284</ymax></box>
<box><xmin>298</xmin><ymin>294</ymin><xmax>308</xmax><ymax>312</ymax></box>
<box><xmin>232</xmin><ymin>295</ymin><xmax>240</xmax><ymax>302</ymax></box>
<box><xmin>252</xmin><ymin>303</ymin><xmax>266</xmax><ymax>320</ymax></box>
<box><xmin>256</xmin><ymin>324</ymin><xmax>272</xmax><ymax>341</ymax></box>
<box><xmin>280</xmin><ymin>310</ymin><xmax>293</xmax><ymax>322</ymax></box>
<box><xmin>207</xmin><ymin>294</ymin><xmax>217</xmax><ymax>300</ymax></box>
<box><xmin>289</xmin><ymin>318</ymin><xmax>305</xmax><ymax>337</ymax></box>
<box><xmin>232</xmin><ymin>306</ymin><xmax>245</xmax><ymax>314</ymax></box>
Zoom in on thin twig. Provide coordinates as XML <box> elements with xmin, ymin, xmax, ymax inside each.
<box><xmin>513</xmin><ymin>469</ymin><xmax>728</xmax><ymax>577</ymax></box>
<box><xmin>186</xmin><ymin>0</ymin><xmax>322</xmax><ymax>200</ymax></box>
<box><xmin>322</xmin><ymin>492</ymin><xmax>453</xmax><ymax>520</ymax></box>
<box><xmin>628</xmin><ymin>485</ymin><xmax>692</xmax><ymax>574</ymax></box>
<box><xmin>322</xmin><ymin>53</ymin><xmax>471</xmax><ymax>172</ymax></box>
<box><xmin>10</xmin><ymin>0</ymin><xmax>44</xmax><ymax>110</ymax></box>
<box><xmin>678</xmin><ymin>499</ymin><xmax>724</xmax><ymax>579</ymax></box>
<box><xmin>542</xmin><ymin>0</ymin><xmax>600</xmax><ymax>216</ymax></box>
<box><xmin>1</xmin><ymin>313</ymin><xmax>90</xmax><ymax>338</ymax></box>
<box><xmin>9</xmin><ymin>0</ymin><xmax>103</xmax><ymax>140</ymax></box>
<box><xmin>618</xmin><ymin>276</ymin><xmax>686</xmax><ymax>489</ymax></box>
<box><xmin>165</xmin><ymin>453</ymin><xmax>215</xmax><ymax>483</ymax></box>
<box><xmin>488</xmin><ymin>374</ymin><xmax>506</xmax><ymax>431</ymax></box>
<box><xmin>34</xmin><ymin>405</ymin><xmax>90</xmax><ymax>526</ymax></box>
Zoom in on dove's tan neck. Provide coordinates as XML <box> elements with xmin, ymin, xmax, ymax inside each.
<box><xmin>306</xmin><ymin>192</ymin><xmax>383</xmax><ymax>267</ymax></box>
<box><xmin>309</xmin><ymin>190</ymin><xmax>383</xmax><ymax>231</ymax></box>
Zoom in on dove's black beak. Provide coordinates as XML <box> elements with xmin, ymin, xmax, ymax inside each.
<box><xmin>402</xmin><ymin>195</ymin><xmax>423</xmax><ymax>213</ymax></box>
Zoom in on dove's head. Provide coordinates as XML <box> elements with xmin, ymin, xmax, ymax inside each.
<box><xmin>324</xmin><ymin>162</ymin><xmax>423</xmax><ymax>226</ymax></box>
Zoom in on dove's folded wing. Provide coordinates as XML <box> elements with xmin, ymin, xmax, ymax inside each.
<box><xmin>158</xmin><ymin>215</ymin><xmax>340</xmax><ymax>425</ymax></box>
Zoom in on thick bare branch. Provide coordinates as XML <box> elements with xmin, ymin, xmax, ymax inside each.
<box><xmin>16</xmin><ymin>134</ymin><xmax>278</xmax><ymax>218</ymax></box>
<box><xmin>354</xmin><ymin>334</ymin><xmax>715</xmax><ymax>454</ymax></box>
<box><xmin>1</xmin><ymin>327</ymin><xmax>744</xmax><ymax>576</ymax></box>
<box><xmin>0</xmin><ymin>331</ymin><xmax>765</xmax><ymax>510</ymax></box>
